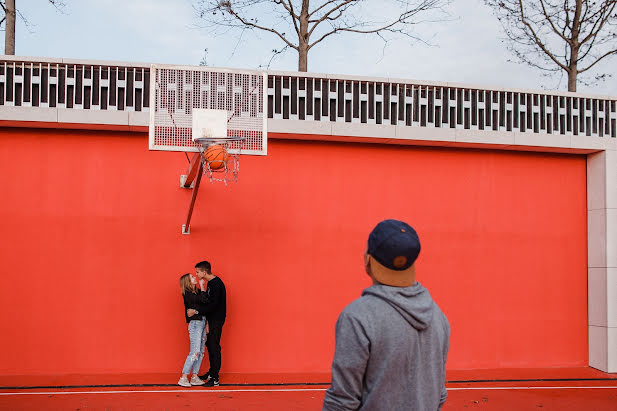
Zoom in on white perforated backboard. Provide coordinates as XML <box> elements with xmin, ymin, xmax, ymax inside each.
<box><xmin>149</xmin><ymin>64</ymin><xmax>267</xmax><ymax>155</ymax></box>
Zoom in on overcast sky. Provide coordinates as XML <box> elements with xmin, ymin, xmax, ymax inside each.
<box><xmin>6</xmin><ymin>0</ymin><xmax>617</xmax><ymax>96</ymax></box>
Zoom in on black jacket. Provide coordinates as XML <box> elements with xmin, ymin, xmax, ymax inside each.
<box><xmin>182</xmin><ymin>289</ymin><xmax>207</xmax><ymax>323</ymax></box>
<box><xmin>200</xmin><ymin>276</ymin><xmax>226</xmax><ymax>326</ymax></box>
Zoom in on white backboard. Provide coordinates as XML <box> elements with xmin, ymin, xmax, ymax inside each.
<box><xmin>149</xmin><ymin>64</ymin><xmax>267</xmax><ymax>155</ymax></box>
<box><xmin>192</xmin><ymin>109</ymin><xmax>228</xmax><ymax>141</ymax></box>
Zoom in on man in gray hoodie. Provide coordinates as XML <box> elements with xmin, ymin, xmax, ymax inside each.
<box><xmin>323</xmin><ymin>219</ymin><xmax>450</xmax><ymax>411</ymax></box>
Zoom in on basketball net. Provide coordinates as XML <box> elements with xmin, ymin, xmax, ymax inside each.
<box><xmin>194</xmin><ymin>137</ymin><xmax>245</xmax><ymax>186</ymax></box>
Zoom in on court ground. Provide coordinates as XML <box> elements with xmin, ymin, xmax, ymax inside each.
<box><xmin>1</xmin><ymin>368</ymin><xmax>616</xmax><ymax>410</ymax></box>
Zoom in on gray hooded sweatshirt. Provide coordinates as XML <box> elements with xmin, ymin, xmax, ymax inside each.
<box><xmin>323</xmin><ymin>282</ymin><xmax>450</xmax><ymax>411</ymax></box>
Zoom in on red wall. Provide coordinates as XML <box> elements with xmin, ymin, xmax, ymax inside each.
<box><xmin>0</xmin><ymin>127</ymin><xmax>588</xmax><ymax>375</ymax></box>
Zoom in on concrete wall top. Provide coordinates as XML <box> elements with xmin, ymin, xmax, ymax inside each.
<box><xmin>1</xmin><ymin>55</ymin><xmax>616</xmax><ymax>154</ymax></box>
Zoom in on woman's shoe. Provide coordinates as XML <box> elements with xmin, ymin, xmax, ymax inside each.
<box><xmin>190</xmin><ymin>375</ymin><xmax>205</xmax><ymax>386</ymax></box>
<box><xmin>178</xmin><ymin>376</ymin><xmax>191</xmax><ymax>387</ymax></box>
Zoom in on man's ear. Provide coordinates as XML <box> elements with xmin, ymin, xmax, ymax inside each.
<box><xmin>364</xmin><ymin>253</ymin><xmax>371</xmax><ymax>276</ymax></box>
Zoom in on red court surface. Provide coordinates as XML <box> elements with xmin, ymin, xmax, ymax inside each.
<box><xmin>1</xmin><ymin>368</ymin><xmax>616</xmax><ymax>410</ymax></box>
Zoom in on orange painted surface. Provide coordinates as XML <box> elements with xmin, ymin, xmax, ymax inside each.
<box><xmin>0</xmin><ymin>127</ymin><xmax>587</xmax><ymax>376</ymax></box>
<box><xmin>1</xmin><ymin>369</ymin><xmax>616</xmax><ymax>410</ymax></box>
<box><xmin>2</xmin><ymin>386</ymin><xmax>617</xmax><ymax>411</ymax></box>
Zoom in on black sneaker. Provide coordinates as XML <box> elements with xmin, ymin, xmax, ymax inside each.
<box><xmin>204</xmin><ymin>378</ymin><xmax>219</xmax><ymax>387</ymax></box>
<box><xmin>198</xmin><ymin>373</ymin><xmax>211</xmax><ymax>382</ymax></box>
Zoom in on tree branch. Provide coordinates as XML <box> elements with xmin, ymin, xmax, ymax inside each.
<box><xmin>578</xmin><ymin>47</ymin><xmax>617</xmax><ymax>73</ymax></box>
<box><xmin>515</xmin><ymin>0</ymin><xmax>569</xmax><ymax>71</ymax></box>
<box><xmin>309</xmin><ymin>19</ymin><xmax>416</xmax><ymax>50</ymax></box>
<box><xmin>281</xmin><ymin>0</ymin><xmax>301</xmax><ymax>37</ymax></box>
<box><xmin>307</xmin><ymin>0</ymin><xmax>351</xmax><ymax>19</ymax></box>
<box><xmin>538</xmin><ymin>0</ymin><xmax>570</xmax><ymax>44</ymax></box>
<box><xmin>259</xmin><ymin>44</ymin><xmax>290</xmax><ymax>69</ymax></box>
<box><xmin>196</xmin><ymin>0</ymin><xmax>449</xmax><ymax>72</ymax></box>
<box><xmin>577</xmin><ymin>26</ymin><xmax>603</xmax><ymax>62</ymax></box>
<box><xmin>222</xmin><ymin>4</ymin><xmax>299</xmax><ymax>50</ymax></box>
<box><xmin>309</xmin><ymin>0</ymin><xmax>442</xmax><ymax>44</ymax></box>
<box><xmin>307</xmin><ymin>0</ymin><xmax>355</xmax><ymax>38</ymax></box>
<box><xmin>579</xmin><ymin>2</ymin><xmax>616</xmax><ymax>45</ymax></box>
<box><xmin>272</xmin><ymin>0</ymin><xmax>295</xmax><ymax>18</ymax></box>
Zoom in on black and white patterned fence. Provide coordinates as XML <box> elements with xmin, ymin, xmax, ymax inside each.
<box><xmin>1</xmin><ymin>58</ymin><xmax>615</xmax><ymax>139</ymax></box>
<box><xmin>266</xmin><ymin>74</ymin><xmax>617</xmax><ymax>138</ymax></box>
<box><xmin>0</xmin><ymin>59</ymin><xmax>150</xmax><ymax>111</ymax></box>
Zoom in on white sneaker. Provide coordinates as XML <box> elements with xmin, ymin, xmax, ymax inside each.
<box><xmin>190</xmin><ymin>375</ymin><xmax>205</xmax><ymax>386</ymax></box>
<box><xmin>178</xmin><ymin>376</ymin><xmax>191</xmax><ymax>387</ymax></box>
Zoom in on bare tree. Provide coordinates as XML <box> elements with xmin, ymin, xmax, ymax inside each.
<box><xmin>484</xmin><ymin>0</ymin><xmax>617</xmax><ymax>92</ymax></box>
<box><xmin>1</xmin><ymin>0</ymin><xmax>66</xmax><ymax>55</ymax></box>
<box><xmin>194</xmin><ymin>0</ymin><xmax>449</xmax><ymax>72</ymax></box>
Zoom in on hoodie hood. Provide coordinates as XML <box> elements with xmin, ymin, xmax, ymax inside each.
<box><xmin>362</xmin><ymin>282</ymin><xmax>434</xmax><ymax>331</ymax></box>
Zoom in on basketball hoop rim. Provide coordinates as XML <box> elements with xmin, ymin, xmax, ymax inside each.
<box><xmin>194</xmin><ymin>136</ymin><xmax>247</xmax><ymax>145</ymax></box>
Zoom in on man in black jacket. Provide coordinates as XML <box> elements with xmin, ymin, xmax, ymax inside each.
<box><xmin>192</xmin><ymin>260</ymin><xmax>226</xmax><ymax>387</ymax></box>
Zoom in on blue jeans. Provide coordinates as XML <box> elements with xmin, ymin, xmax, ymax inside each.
<box><xmin>182</xmin><ymin>319</ymin><xmax>206</xmax><ymax>375</ymax></box>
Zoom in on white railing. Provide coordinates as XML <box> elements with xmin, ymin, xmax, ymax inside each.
<box><xmin>1</xmin><ymin>57</ymin><xmax>616</xmax><ymax>139</ymax></box>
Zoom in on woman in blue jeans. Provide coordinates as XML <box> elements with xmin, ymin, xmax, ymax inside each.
<box><xmin>178</xmin><ymin>273</ymin><xmax>208</xmax><ymax>387</ymax></box>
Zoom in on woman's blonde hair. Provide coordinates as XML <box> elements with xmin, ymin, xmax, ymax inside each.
<box><xmin>179</xmin><ymin>273</ymin><xmax>196</xmax><ymax>295</ymax></box>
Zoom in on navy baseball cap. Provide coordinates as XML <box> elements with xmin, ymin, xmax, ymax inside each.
<box><xmin>368</xmin><ymin>219</ymin><xmax>421</xmax><ymax>271</ymax></box>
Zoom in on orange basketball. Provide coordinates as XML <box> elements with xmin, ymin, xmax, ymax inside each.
<box><xmin>204</xmin><ymin>144</ymin><xmax>229</xmax><ymax>170</ymax></box>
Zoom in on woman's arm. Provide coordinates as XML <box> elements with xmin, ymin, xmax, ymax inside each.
<box><xmin>185</xmin><ymin>292</ymin><xmax>200</xmax><ymax>317</ymax></box>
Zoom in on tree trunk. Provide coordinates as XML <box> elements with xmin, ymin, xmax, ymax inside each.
<box><xmin>5</xmin><ymin>0</ymin><xmax>16</xmax><ymax>55</ymax></box>
<box><xmin>297</xmin><ymin>0</ymin><xmax>309</xmax><ymax>72</ymax></box>
<box><xmin>567</xmin><ymin>68</ymin><xmax>577</xmax><ymax>93</ymax></box>
<box><xmin>298</xmin><ymin>43</ymin><xmax>308</xmax><ymax>72</ymax></box>
<box><xmin>567</xmin><ymin>0</ymin><xmax>582</xmax><ymax>93</ymax></box>
<box><xmin>568</xmin><ymin>43</ymin><xmax>579</xmax><ymax>93</ymax></box>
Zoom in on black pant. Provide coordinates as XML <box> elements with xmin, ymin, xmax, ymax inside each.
<box><xmin>206</xmin><ymin>322</ymin><xmax>224</xmax><ymax>379</ymax></box>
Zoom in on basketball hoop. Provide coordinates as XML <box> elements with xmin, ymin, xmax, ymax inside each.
<box><xmin>169</xmin><ymin>86</ymin><xmax>263</xmax><ymax>234</ymax></box>
<box><xmin>194</xmin><ymin>136</ymin><xmax>246</xmax><ymax>186</ymax></box>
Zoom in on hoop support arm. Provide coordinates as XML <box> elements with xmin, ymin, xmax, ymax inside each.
<box><xmin>182</xmin><ymin>153</ymin><xmax>202</xmax><ymax>188</ymax></box>
<box><xmin>182</xmin><ymin>160</ymin><xmax>204</xmax><ymax>235</ymax></box>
